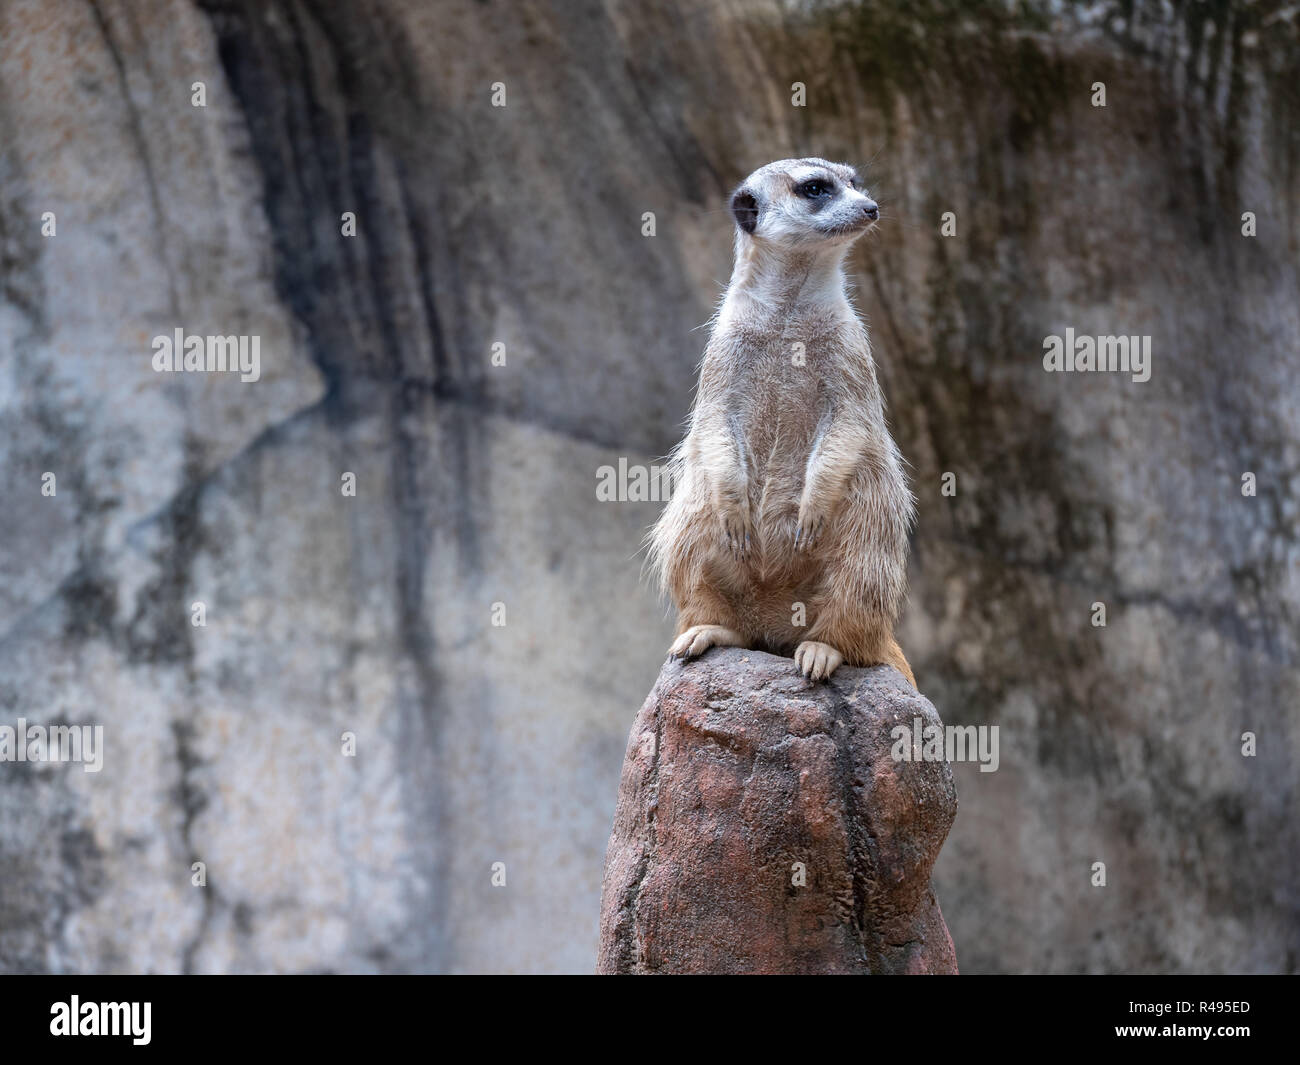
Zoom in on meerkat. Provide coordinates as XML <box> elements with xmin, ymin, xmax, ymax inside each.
<box><xmin>647</xmin><ymin>157</ymin><xmax>916</xmax><ymax>685</ymax></box>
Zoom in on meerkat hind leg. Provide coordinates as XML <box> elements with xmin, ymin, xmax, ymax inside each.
<box><xmin>794</xmin><ymin>641</ymin><xmax>844</xmax><ymax>682</ymax></box>
<box><xmin>669</xmin><ymin>624</ymin><xmax>746</xmax><ymax>660</ymax></box>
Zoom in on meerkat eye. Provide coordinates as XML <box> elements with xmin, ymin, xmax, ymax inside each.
<box><xmin>796</xmin><ymin>179</ymin><xmax>835</xmax><ymax>199</ymax></box>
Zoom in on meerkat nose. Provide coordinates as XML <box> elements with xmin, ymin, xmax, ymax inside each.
<box><xmin>862</xmin><ymin>200</ymin><xmax>879</xmax><ymax>220</ymax></box>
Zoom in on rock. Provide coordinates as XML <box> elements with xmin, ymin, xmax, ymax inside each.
<box><xmin>598</xmin><ymin>647</ymin><xmax>958</xmax><ymax>974</ymax></box>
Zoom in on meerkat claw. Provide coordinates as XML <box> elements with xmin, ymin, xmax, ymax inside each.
<box><xmin>795</xmin><ymin>519</ymin><xmax>822</xmax><ymax>551</ymax></box>
<box><xmin>723</xmin><ymin>518</ymin><xmax>752</xmax><ymax>560</ymax></box>
<box><xmin>794</xmin><ymin>641</ymin><xmax>844</xmax><ymax>681</ymax></box>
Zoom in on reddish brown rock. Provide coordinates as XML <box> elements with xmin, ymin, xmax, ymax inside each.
<box><xmin>598</xmin><ymin>647</ymin><xmax>958</xmax><ymax>974</ymax></box>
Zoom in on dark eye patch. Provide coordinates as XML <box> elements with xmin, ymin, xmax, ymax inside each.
<box><xmin>796</xmin><ymin>178</ymin><xmax>836</xmax><ymax>199</ymax></box>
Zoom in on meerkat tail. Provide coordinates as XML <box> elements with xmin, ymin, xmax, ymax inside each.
<box><xmin>883</xmin><ymin>635</ymin><xmax>916</xmax><ymax>688</ymax></box>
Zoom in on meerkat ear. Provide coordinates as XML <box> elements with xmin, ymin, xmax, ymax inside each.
<box><xmin>731</xmin><ymin>189</ymin><xmax>759</xmax><ymax>234</ymax></box>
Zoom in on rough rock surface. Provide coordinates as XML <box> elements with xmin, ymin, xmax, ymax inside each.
<box><xmin>598</xmin><ymin>648</ymin><xmax>957</xmax><ymax>974</ymax></box>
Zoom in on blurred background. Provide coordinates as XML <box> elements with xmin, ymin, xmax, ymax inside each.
<box><xmin>0</xmin><ymin>0</ymin><xmax>1297</xmax><ymax>973</ymax></box>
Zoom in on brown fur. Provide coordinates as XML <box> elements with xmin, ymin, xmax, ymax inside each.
<box><xmin>647</xmin><ymin>158</ymin><xmax>916</xmax><ymax>685</ymax></box>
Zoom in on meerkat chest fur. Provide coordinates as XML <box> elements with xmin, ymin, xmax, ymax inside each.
<box><xmin>706</xmin><ymin>264</ymin><xmax>881</xmax><ymax>494</ymax></box>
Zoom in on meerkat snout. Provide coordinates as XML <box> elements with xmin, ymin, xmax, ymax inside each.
<box><xmin>729</xmin><ymin>157</ymin><xmax>879</xmax><ymax>248</ymax></box>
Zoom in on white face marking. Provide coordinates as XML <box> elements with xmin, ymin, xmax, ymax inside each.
<box><xmin>789</xmin><ymin>165</ymin><xmax>825</xmax><ymax>184</ymax></box>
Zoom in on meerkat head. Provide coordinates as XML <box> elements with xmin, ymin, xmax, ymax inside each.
<box><xmin>729</xmin><ymin>158</ymin><xmax>878</xmax><ymax>251</ymax></box>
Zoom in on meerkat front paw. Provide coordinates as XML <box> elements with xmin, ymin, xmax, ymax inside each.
<box><xmin>716</xmin><ymin>505</ymin><xmax>754</xmax><ymax>560</ymax></box>
<box><xmin>669</xmin><ymin>624</ymin><xmax>745</xmax><ymax>659</ymax></box>
<box><xmin>794</xmin><ymin>499</ymin><xmax>828</xmax><ymax>551</ymax></box>
<box><xmin>794</xmin><ymin>640</ymin><xmax>844</xmax><ymax>681</ymax></box>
